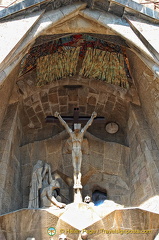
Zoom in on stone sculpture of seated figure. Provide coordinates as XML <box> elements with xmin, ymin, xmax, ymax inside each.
<box><xmin>40</xmin><ymin>179</ymin><xmax>66</xmax><ymax>208</ymax></box>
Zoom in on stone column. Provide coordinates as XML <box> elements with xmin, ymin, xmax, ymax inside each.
<box><xmin>128</xmin><ymin>104</ymin><xmax>159</xmax><ymax>206</ymax></box>
<box><xmin>0</xmin><ymin>103</ymin><xmax>21</xmax><ymax>214</ymax></box>
<box><xmin>74</xmin><ymin>188</ymin><xmax>83</xmax><ymax>203</ymax></box>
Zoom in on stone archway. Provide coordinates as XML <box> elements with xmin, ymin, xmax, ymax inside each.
<box><xmin>0</xmin><ymin>0</ymin><xmax>159</xmax><ymax>217</ymax></box>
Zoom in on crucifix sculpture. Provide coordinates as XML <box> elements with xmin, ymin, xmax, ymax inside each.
<box><xmin>46</xmin><ymin>108</ymin><xmax>105</xmax><ymax>200</ymax></box>
<box><xmin>46</xmin><ymin>108</ymin><xmax>105</xmax><ymax>127</ymax></box>
<box><xmin>54</xmin><ymin>111</ymin><xmax>97</xmax><ymax>189</ymax></box>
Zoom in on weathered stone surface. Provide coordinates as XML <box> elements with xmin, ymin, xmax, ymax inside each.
<box><xmin>112</xmin><ymin>0</ymin><xmax>159</xmax><ymax>20</ymax></box>
<box><xmin>0</xmin><ymin>1</ymin><xmax>159</xmax><ymax>236</ymax></box>
<box><xmin>88</xmin><ymin>95</ymin><xmax>97</xmax><ymax>105</ymax></box>
<box><xmin>18</xmin><ymin>79</ymin><xmax>131</xmax><ymax>145</ymax></box>
<box><xmin>19</xmin><ymin>127</ymin><xmax>130</xmax><ymax>206</ymax></box>
<box><xmin>0</xmin><ymin>12</ymin><xmax>42</xmax><ymax>68</ymax></box>
<box><xmin>0</xmin><ymin>207</ymin><xmax>159</xmax><ymax>240</ymax></box>
<box><xmin>128</xmin><ymin>103</ymin><xmax>159</xmax><ymax>206</ymax></box>
<box><xmin>59</xmin><ymin>96</ymin><xmax>68</xmax><ymax>105</ymax></box>
<box><xmin>127</xmin><ymin>50</ymin><xmax>159</xmax><ymax>147</ymax></box>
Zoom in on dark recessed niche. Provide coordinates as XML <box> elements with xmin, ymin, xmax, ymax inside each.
<box><xmin>63</xmin><ymin>85</ymin><xmax>83</xmax><ymax>90</ymax></box>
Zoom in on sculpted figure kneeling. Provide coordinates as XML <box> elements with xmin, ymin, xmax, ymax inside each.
<box><xmin>40</xmin><ymin>180</ymin><xmax>66</xmax><ymax>209</ymax></box>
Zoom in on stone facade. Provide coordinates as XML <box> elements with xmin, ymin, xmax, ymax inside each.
<box><xmin>0</xmin><ymin>207</ymin><xmax>159</xmax><ymax>240</ymax></box>
<box><xmin>18</xmin><ymin>78</ymin><xmax>131</xmax><ymax>145</ymax></box>
<box><xmin>127</xmin><ymin>49</ymin><xmax>159</xmax><ymax>149</ymax></box>
<box><xmin>0</xmin><ymin>0</ymin><xmax>159</xmax><ymax>239</ymax></box>
<box><xmin>0</xmin><ymin>103</ymin><xmax>22</xmax><ymax>214</ymax></box>
<box><xmin>20</xmin><ymin>131</ymin><xmax>130</xmax><ymax>208</ymax></box>
<box><xmin>128</xmin><ymin>104</ymin><xmax>159</xmax><ymax>205</ymax></box>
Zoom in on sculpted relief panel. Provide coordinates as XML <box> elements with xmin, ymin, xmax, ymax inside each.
<box><xmin>28</xmin><ymin>160</ymin><xmax>66</xmax><ymax>209</ymax></box>
<box><xmin>22</xmin><ymin>128</ymin><xmax>130</xmax><ymax>207</ymax></box>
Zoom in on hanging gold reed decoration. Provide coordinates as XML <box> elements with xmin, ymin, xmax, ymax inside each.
<box><xmin>36</xmin><ymin>46</ymin><xmax>80</xmax><ymax>86</ymax></box>
<box><xmin>79</xmin><ymin>48</ymin><xmax>129</xmax><ymax>89</ymax></box>
<box><xmin>36</xmin><ymin>46</ymin><xmax>129</xmax><ymax>89</ymax></box>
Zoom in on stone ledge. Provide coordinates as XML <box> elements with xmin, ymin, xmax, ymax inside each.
<box><xmin>1</xmin><ymin>0</ymin><xmax>159</xmax><ymax>22</ymax></box>
<box><xmin>0</xmin><ymin>0</ymin><xmax>46</xmax><ymax>19</ymax></box>
<box><xmin>125</xmin><ymin>15</ymin><xmax>159</xmax><ymax>63</ymax></box>
<box><xmin>111</xmin><ymin>0</ymin><xmax>159</xmax><ymax>21</ymax></box>
<box><xmin>0</xmin><ymin>0</ymin><xmax>84</xmax><ymax>20</ymax></box>
<box><xmin>0</xmin><ymin>205</ymin><xmax>159</xmax><ymax>239</ymax></box>
<box><xmin>80</xmin><ymin>9</ymin><xmax>157</xmax><ymax>65</ymax></box>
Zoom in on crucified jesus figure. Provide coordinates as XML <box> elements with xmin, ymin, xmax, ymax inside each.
<box><xmin>54</xmin><ymin>111</ymin><xmax>97</xmax><ymax>189</ymax></box>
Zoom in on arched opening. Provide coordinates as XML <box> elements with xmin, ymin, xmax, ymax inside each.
<box><xmin>92</xmin><ymin>189</ymin><xmax>107</xmax><ymax>206</ymax></box>
<box><xmin>0</xmin><ymin>2</ymin><xmax>159</xmax><ymax>216</ymax></box>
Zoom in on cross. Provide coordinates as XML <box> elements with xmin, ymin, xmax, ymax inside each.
<box><xmin>46</xmin><ymin>108</ymin><xmax>105</xmax><ymax>127</ymax></box>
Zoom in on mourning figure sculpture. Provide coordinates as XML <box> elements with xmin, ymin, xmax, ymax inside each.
<box><xmin>28</xmin><ymin>161</ymin><xmax>65</xmax><ymax>209</ymax></box>
<box><xmin>40</xmin><ymin>179</ymin><xmax>66</xmax><ymax>208</ymax></box>
<box><xmin>28</xmin><ymin>160</ymin><xmax>44</xmax><ymax>208</ymax></box>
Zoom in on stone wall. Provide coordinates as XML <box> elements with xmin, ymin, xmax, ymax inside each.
<box><xmin>128</xmin><ymin>104</ymin><xmax>159</xmax><ymax>206</ymax></box>
<box><xmin>18</xmin><ymin>76</ymin><xmax>130</xmax><ymax>146</ymax></box>
<box><xmin>20</xmin><ymin>131</ymin><xmax>67</xmax><ymax>207</ymax></box>
<box><xmin>83</xmin><ymin>133</ymin><xmax>130</xmax><ymax>205</ymax></box>
<box><xmin>127</xmin><ymin>49</ymin><xmax>159</xmax><ymax>149</ymax></box>
<box><xmin>0</xmin><ymin>64</ymin><xmax>20</xmax><ymax>130</ymax></box>
<box><xmin>126</xmin><ymin>50</ymin><xmax>159</xmax><ymax>206</ymax></box>
<box><xmin>20</xmin><ymin>131</ymin><xmax>130</xmax><ymax>207</ymax></box>
<box><xmin>1</xmin><ymin>207</ymin><xmax>159</xmax><ymax>240</ymax></box>
<box><xmin>0</xmin><ymin>103</ymin><xmax>22</xmax><ymax>214</ymax></box>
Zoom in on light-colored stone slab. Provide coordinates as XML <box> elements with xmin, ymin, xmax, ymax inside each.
<box><xmin>140</xmin><ymin>196</ymin><xmax>159</xmax><ymax>214</ymax></box>
<box><xmin>0</xmin><ymin>11</ymin><xmax>42</xmax><ymax>66</ymax></box>
<box><xmin>60</xmin><ymin>203</ymin><xmax>101</xmax><ymax>230</ymax></box>
<box><xmin>80</xmin><ymin>9</ymin><xmax>158</xmax><ymax>64</ymax></box>
<box><xmin>111</xmin><ymin>0</ymin><xmax>159</xmax><ymax>20</ymax></box>
<box><xmin>46</xmin><ymin>3</ymin><xmax>86</xmax><ymax>27</ymax></box>
<box><xmin>126</xmin><ymin>15</ymin><xmax>159</xmax><ymax>59</ymax></box>
<box><xmin>46</xmin><ymin>9</ymin><xmax>64</xmax><ymax>23</ymax></box>
<box><xmin>0</xmin><ymin>207</ymin><xmax>159</xmax><ymax>239</ymax></box>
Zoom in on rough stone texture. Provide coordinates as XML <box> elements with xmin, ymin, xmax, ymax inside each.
<box><xmin>0</xmin><ymin>103</ymin><xmax>22</xmax><ymax>214</ymax></box>
<box><xmin>20</xmin><ymin>130</ymin><xmax>130</xmax><ymax>207</ymax></box>
<box><xmin>127</xmin><ymin>49</ymin><xmax>159</xmax><ymax>150</ymax></box>
<box><xmin>128</xmin><ymin>104</ymin><xmax>159</xmax><ymax>206</ymax></box>
<box><xmin>0</xmin><ymin>64</ymin><xmax>20</xmax><ymax>129</ymax></box>
<box><xmin>0</xmin><ymin>4</ymin><xmax>158</xmax><ymax>89</ymax></box>
<box><xmin>0</xmin><ymin>206</ymin><xmax>159</xmax><ymax>240</ymax></box>
<box><xmin>112</xmin><ymin>0</ymin><xmax>159</xmax><ymax>19</ymax></box>
<box><xmin>45</xmin><ymin>14</ymin><xmax>116</xmax><ymax>35</ymax></box>
<box><xmin>20</xmin><ymin>131</ymin><xmax>67</xmax><ymax>207</ymax></box>
<box><xmin>17</xmin><ymin>76</ymin><xmax>132</xmax><ymax>146</ymax></box>
<box><xmin>1</xmin><ymin>43</ymin><xmax>158</xmax><ymax>214</ymax></box>
<box><xmin>0</xmin><ymin>208</ymin><xmax>59</xmax><ymax>240</ymax></box>
<box><xmin>140</xmin><ymin>196</ymin><xmax>159</xmax><ymax>214</ymax></box>
<box><xmin>0</xmin><ymin>3</ymin><xmax>159</xmax><ymax>239</ymax></box>
<box><xmin>80</xmin><ymin>9</ymin><xmax>156</xmax><ymax>64</ymax></box>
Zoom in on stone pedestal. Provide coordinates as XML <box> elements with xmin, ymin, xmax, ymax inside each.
<box><xmin>74</xmin><ymin>188</ymin><xmax>83</xmax><ymax>203</ymax></box>
<box><xmin>0</xmin><ymin>203</ymin><xmax>159</xmax><ymax>240</ymax></box>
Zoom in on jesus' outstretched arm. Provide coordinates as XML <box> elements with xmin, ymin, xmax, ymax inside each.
<box><xmin>54</xmin><ymin>111</ymin><xmax>72</xmax><ymax>134</ymax></box>
<box><xmin>81</xmin><ymin>111</ymin><xmax>97</xmax><ymax>133</ymax></box>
